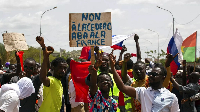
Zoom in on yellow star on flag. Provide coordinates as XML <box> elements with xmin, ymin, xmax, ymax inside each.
<box><xmin>181</xmin><ymin>46</ymin><xmax>185</xmax><ymax>53</ymax></box>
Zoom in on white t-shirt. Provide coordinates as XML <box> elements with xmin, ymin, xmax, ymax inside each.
<box><xmin>0</xmin><ymin>89</ymin><xmax>20</xmax><ymax>112</ymax></box>
<box><xmin>135</xmin><ymin>87</ymin><xmax>180</xmax><ymax>112</ymax></box>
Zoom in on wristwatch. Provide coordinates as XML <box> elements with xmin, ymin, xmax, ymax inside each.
<box><xmin>42</xmin><ymin>46</ymin><xmax>46</xmax><ymax>50</ymax></box>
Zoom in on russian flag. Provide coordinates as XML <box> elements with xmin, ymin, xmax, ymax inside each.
<box><xmin>111</xmin><ymin>35</ymin><xmax>124</xmax><ymax>50</ymax></box>
<box><xmin>99</xmin><ymin>33</ymin><xmax>135</xmax><ymax>49</ymax></box>
<box><xmin>167</xmin><ymin>29</ymin><xmax>183</xmax><ymax>75</ymax></box>
<box><xmin>79</xmin><ymin>34</ymin><xmax>135</xmax><ymax>60</ymax></box>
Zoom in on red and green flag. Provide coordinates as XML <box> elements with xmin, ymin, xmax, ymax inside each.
<box><xmin>181</xmin><ymin>31</ymin><xmax>197</xmax><ymax>62</ymax></box>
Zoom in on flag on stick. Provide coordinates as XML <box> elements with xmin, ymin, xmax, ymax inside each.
<box><xmin>167</xmin><ymin>29</ymin><xmax>183</xmax><ymax>75</ymax></box>
<box><xmin>182</xmin><ymin>31</ymin><xmax>197</xmax><ymax>62</ymax></box>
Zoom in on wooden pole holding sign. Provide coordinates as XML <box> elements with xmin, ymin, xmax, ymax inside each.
<box><xmin>91</xmin><ymin>46</ymin><xmax>95</xmax><ymax>65</ymax></box>
<box><xmin>193</xmin><ymin>62</ymin><xmax>196</xmax><ymax>72</ymax></box>
<box><xmin>182</xmin><ymin>60</ymin><xmax>186</xmax><ymax>86</ymax></box>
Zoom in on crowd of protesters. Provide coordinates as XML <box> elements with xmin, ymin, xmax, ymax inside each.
<box><xmin>0</xmin><ymin>34</ymin><xmax>200</xmax><ymax>112</ymax></box>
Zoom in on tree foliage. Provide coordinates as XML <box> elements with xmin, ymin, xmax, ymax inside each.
<box><xmin>0</xmin><ymin>42</ymin><xmax>81</xmax><ymax>66</ymax></box>
<box><xmin>145</xmin><ymin>49</ymin><xmax>167</xmax><ymax>63</ymax></box>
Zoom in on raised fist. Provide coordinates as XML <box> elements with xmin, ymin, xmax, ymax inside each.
<box><xmin>134</xmin><ymin>34</ymin><xmax>139</xmax><ymax>42</ymax></box>
<box><xmin>36</xmin><ymin>36</ymin><xmax>45</xmax><ymax>47</ymax></box>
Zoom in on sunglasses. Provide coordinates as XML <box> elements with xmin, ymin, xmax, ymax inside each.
<box><xmin>148</xmin><ymin>72</ymin><xmax>160</xmax><ymax>77</ymax></box>
<box><xmin>24</xmin><ymin>65</ymin><xmax>34</xmax><ymax>70</ymax></box>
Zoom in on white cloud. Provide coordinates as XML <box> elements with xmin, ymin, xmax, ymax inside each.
<box><xmin>139</xmin><ymin>8</ymin><xmax>151</xmax><ymax>13</ymax></box>
<box><xmin>117</xmin><ymin>0</ymin><xmax>199</xmax><ymax>5</ymax></box>
<box><xmin>35</xmin><ymin>11</ymin><xmax>43</xmax><ymax>16</ymax></box>
<box><xmin>117</xmin><ymin>0</ymin><xmax>170</xmax><ymax>4</ymax></box>
<box><xmin>0</xmin><ymin>0</ymin><xmax>70</xmax><ymax>11</ymax></box>
<box><xmin>174</xmin><ymin>0</ymin><xmax>200</xmax><ymax>5</ymax></box>
<box><xmin>104</xmin><ymin>9</ymin><xmax>125</xmax><ymax>16</ymax></box>
<box><xmin>0</xmin><ymin>13</ymin><xmax>59</xmax><ymax>30</ymax></box>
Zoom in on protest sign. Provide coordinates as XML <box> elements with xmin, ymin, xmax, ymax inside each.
<box><xmin>2</xmin><ymin>33</ymin><xmax>28</xmax><ymax>51</ymax></box>
<box><xmin>69</xmin><ymin>12</ymin><xmax>112</xmax><ymax>47</ymax></box>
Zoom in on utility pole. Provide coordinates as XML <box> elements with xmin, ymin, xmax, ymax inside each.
<box><xmin>39</xmin><ymin>7</ymin><xmax>57</xmax><ymax>64</ymax></box>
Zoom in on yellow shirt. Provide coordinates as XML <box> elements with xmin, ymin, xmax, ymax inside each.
<box><xmin>39</xmin><ymin>76</ymin><xmax>63</xmax><ymax>112</ymax></box>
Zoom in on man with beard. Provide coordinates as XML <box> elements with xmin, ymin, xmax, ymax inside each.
<box><xmin>110</xmin><ymin>52</ymin><xmax>180</xmax><ymax>112</ymax></box>
<box><xmin>36</xmin><ymin>36</ymin><xmax>67</xmax><ymax>112</ymax></box>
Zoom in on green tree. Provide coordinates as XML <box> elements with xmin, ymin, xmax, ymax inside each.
<box><xmin>0</xmin><ymin>43</ymin><xmax>7</xmax><ymax>65</ymax></box>
<box><xmin>0</xmin><ymin>43</ymin><xmax>16</xmax><ymax>65</ymax></box>
<box><xmin>145</xmin><ymin>49</ymin><xmax>166</xmax><ymax>63</ymax></box>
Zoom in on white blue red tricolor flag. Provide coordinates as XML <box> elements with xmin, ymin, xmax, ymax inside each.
<box><xmin>80</xmin><ymin>33</ymin><xmax>135</xmax><ymax>60</ymax></box>
<box><xmin>167</xmin><ymin>29</ymin><xmax>183</xmax><ymax>75</ymax></box>
<box><xmin>111</xmin><ymin>35</ymin><xmax>124</xmax><ymax>50</ymax></box>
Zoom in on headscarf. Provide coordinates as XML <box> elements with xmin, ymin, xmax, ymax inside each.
<box><xmin>5</xmin><ymin>62</ymin><xmax>10</xmax><ymax>68</ymax></box>
<box><xmin>17</xmin><ymin>77</ymin><xmax>35</xmax><ymax>99</ymax></box>
<box><xmin>1</xmin><ymin>77</ymin><xmax>35</xmax><ymax>99</ymax></box>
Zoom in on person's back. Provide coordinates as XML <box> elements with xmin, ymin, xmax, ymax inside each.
<box><xmin>171</xmin><ymin>72</ymin><xmax>200</xmax><ymax>112</ymax></box>
<box><xmin>180</xmin><ymin>82</ymin><xmax>199</xmax><ymax>112</ymax></box>
<box><xmin>9</xmin><ymin>57</ymin><xmax>42</xmax><ymax>112</ymax></box>
<box><xmin>0</xmin><ymin>86</ymin><xmax>20</xmax><ymax>112</ymax></box>
<box><xmin>0</xmin><ymin>77</ymin><xmax>35</xmax><ymax>112</ymax></box>
<box><xmin>18</xmin><ymin>75</ymin><xmax>41</xmax><ymax>112</ymax></box>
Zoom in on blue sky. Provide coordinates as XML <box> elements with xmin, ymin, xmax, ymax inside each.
<box><xmin>0</xmin><ymin>0</ymin><xmax>200</xmax><ymax>62</ymax></box>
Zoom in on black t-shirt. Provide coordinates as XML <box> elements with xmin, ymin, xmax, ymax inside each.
<box><xmin>9</xmin><ymin>75</ymin><xmax>42</xmax><ymax>112</ymax></box>
<box><xmin>0</xmin><ymin>74</ymin><xmax>3</xmax><ymax>86</ymax></box>
<box><xmin>61</xmin><ymin>69</ymin><xmax>71</xmax><ymax>105</ymax></box>
<box><xmin>0</xmin><ymin>73</ymin><xmax>17</xmax><ymax>85</ymax></box>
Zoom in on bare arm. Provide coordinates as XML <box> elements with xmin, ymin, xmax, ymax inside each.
<box><xmin>4</xmin><ymin>52</ymin><xmax>21</xmax><ymax>81</ymax></box>
<box><xmin>89</xmin><ymin>65</ymin><xmax>98</xmax><ymax>98</ymax></box>
<box><xmin>109</xmin><ymin>53</ymin><xmax>136</xmax><ymax>98</ymax></box>
<box><xmin>121</xmin><ymin>61</ymin><xmax>128</xmax><ymax>83</ymax></box>
<box><xmin>36</xmin><ymin>36</ymin><xmax>53</xmax><ymax>87</ymax></box>
<box><xmin>89</xmin><ymin>57</ymin><xmax>102</xmax><ymax>98</ymax></box>
<box><xmin>118</xmin><ymin>45</ymin><xmax>127</xmax><ymax>62</ymax></box>
<box><xmin>94</xmin><ymin>46</ymin><xmax>100</xmax><ymax>61</ymax></box>
<box><xmin>134</xmin><ymin>34</ymin><xmax>141</xmax><ymax>61</ymax></box>
<box><xmin>170</xmin><ymin>77</ymin><xmax>180</xmax><ymax>90</ymax></box>
<box><xmin>47</xmin><ymin>56</ymin><xmax>50</xmax><ymax>71</ymax></box>
<box><xmin>121</xmin><ymin>53</ymin><xmax>132</xmax><ymax>83</ymax></box>
<box><xmin>163</xmin><ymin>67</ymin><xmax>171</xmax><ymax>88</ymax></box>
<box><xmin>165</xmin><ymin>53</ymin><xmax>179</xmax><ymax>88</ymax></box>
<box><xmin>15</xmin><ymin>52</ymin><xmax>21</xmax><ymax>76</ymax></box>
<box><xmin>40</xmin><ymin>49</ymin><xmax>50</xmax><ymax>87</ymax></box>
